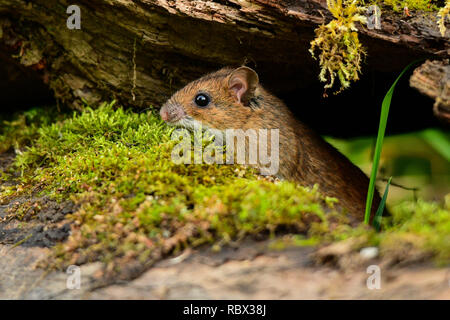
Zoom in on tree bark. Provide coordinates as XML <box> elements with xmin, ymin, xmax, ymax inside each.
<box><xmin>0</xmin><ymin>0</ymin><xmax>448</xmax><ymax>120</ymax></box>
<box><xmin>410</xmin><ymin>59</ymin><xmax>450</xmax><ymax>122</ymax></box>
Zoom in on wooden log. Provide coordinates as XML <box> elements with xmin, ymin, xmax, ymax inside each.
<box><xmin>0</xmin><ymin>0</ymin><xmax>448</xmax><ymax>117</ymax></box>
<box><xmin>410</xmin><ymin>59</ymin><xmax>450</xmax><ymax>123</ymax></box>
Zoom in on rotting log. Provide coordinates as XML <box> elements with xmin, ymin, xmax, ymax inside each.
<box><xmin>0</xmin><ymin>0</ymin><xmax>449</xmax><ymax>128</ymax></box>
<box><xmin>410</xmin><ymin>59</ymin><xmax>450</xmax><ymax>122</ymax></box>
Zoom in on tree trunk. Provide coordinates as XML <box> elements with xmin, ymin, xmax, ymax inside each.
<box><xmin>0</xmin><ymin>1</ymin><xmax>449</xmax><ymax>126</ymax></box>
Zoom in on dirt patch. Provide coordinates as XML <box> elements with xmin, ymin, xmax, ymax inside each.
<box><xmin>0</xmin><ymin>152</ymin><xmax>75</xmax><ymax>247</ymax></box>
<box><xmin>0</xmin><ymin>196</ymin><xmax>75</xmax><ymax>247</ymax></box>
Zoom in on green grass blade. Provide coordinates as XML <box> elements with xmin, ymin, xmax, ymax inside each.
<box><xmin>373</xmin><ymin>176</ymin><xmax>392</xmax><ymax>232</ymax></box>
<box><xmin>364</xmin><ymin>61</ymin><xmax>420</xmax><ymax>224</ymax></box>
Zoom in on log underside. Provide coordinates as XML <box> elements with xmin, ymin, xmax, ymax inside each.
<box><xmin>0</xmin><ymin>0</ymin><xmax>449</xmax><ymax>135</ymax></box>
<box><xmin>410</xmin><ymin>59</ymin><xmax>450</xmax><ymax>122</ymax></box>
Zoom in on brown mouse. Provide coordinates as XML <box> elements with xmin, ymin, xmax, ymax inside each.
<box><xmin>160</xmin><ymin>66</ymin><xmax>382</xmax><ymax>223</ymax></box>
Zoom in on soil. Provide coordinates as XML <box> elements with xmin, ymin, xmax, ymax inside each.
<box><xmin>0</xmin><ymin>151</ymin><xmax>75</xmax><ymax>247</ymax></box>
<box><xmin>0</xmin><ymin>152</ymin><xmax>449</xmax><ymax>300</ymax></box>
<box><xmin>1</xmin><ymin>240</ymin><xmax>449</xmax><ymax>299</ymax></box>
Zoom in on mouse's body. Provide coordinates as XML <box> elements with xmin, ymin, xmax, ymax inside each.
<box><xmin>160</xmin><ymin>66</ymin><xmax>382</xmax><ymax>222</ymax></box>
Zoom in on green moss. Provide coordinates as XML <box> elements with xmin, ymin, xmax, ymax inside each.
<box><xmin>1</xmin><ymin>102</ymin><xmax>340</xmax><ymax>270</ymax></box>
<box><xmin>1</xmin><ymin>102</ymin><xmax>448</xmax><ymax>271</ymax></box>
<box><xmin>310</xmin><ymin>0</ymin><xmax>367</xmax><ymax>94</ymax></box>
<box><xmin>381</xmin><ymin>197</ymin><xmax>450</xmax><ymax>264</ymax></box>
<box><xmin>312</xmin><ymin>196</ymin><xmax>450</xmax><ymax>265</ymax></box>
<box><xmin>0</xmin><ymin>107</ymin><xmax>60</xmax><ymax>153</ymax></box>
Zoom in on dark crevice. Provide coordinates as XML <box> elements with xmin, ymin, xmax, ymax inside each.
<box><xmin>0</xmin><ymin>47</ymin><xmax>55</xmax><ymax>113</ymax></box>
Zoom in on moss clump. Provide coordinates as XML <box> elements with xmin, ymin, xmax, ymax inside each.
<box><xmin>310</xmin><ymin>0</ymin><xmax>367</xmax><ymax>94</ymax></box>
<box><xmin>381</xmin><ymin>197</ymin><xmax>450</xmax><ymax>264</ymax></box>
<box><xmin>312</xmin><ymin>196</ymin><xmax>450</xmax><ymax>265</ymax></box>
<box><xmin>1</xmin><ymin>102</ymin><xmax>340</xmax><ymax>273</ymax></box>
<box><xmin>311</xmin><ymin>0</ymin><xmax>445</xmax><ymax>94</ymax></box>
<box><xmin>0</xmin><ymin>107</ymin><xmax>60</xmax><ymax>153</ymax></box>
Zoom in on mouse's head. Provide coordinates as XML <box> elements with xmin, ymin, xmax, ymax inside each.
<box><xmin>160</xmin><ymin>66</ymin><xmax>260</xmax><ymax>130</ymax></box>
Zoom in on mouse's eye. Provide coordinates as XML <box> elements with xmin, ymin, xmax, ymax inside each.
<box><xmin>194</xmin><ymin>93</ymin><xmax>210</xmax><ymax>107</ymax></box>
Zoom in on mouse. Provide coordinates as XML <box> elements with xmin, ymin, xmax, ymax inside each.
<box><xmin>160</xmin><ymin>66</ymin><xmax>383</xmax><ymax>223</ymax></box>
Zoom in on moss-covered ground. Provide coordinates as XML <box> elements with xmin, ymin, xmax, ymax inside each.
<box><xmin>0</xmin><ymin>103</ymin><xmax>448</xmax><ymax>279</ymax></box>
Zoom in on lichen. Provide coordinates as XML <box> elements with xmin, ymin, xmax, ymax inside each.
<box><xmin>437</xmin><ymin>0</ymin><xmax>449</xmax><ymax>36</ymax></box>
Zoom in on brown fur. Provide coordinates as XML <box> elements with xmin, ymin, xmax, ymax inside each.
<box><xmin>161</xmin><ymin>67</ymin><xmax>382</xmax><ymax>222</ymax></box>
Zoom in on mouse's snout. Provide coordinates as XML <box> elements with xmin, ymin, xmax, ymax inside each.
<box><xmin>160</xmin><ymin>102</ymin><xmax>186</xmax><ymax>123</ymax></box>
<box><xmin>160</xmin><ymin>107</ymin><xmax>169</xmax><ymax>121</ymax></box>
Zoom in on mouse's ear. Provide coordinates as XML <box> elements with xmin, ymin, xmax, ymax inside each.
<box><xmin>227</xmin><ymin>66</ymin><xmax>259</xmax><ymax>105</ymax></box>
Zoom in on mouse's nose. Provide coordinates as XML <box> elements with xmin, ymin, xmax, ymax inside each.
<box><xmin>160</xmin><ymin>106</ymin><xmax>169</xmax><ymax>121</ymax></box>
<box><xmin>160</xmin><ymin>103</ymin><xmax>186</xmax><ymax>123</ymax></box>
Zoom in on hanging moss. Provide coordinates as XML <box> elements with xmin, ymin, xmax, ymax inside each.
<box><xmin>437</xmin><ymin>1</ymin><xmax>449</xmax><ymax>36</ymax></box>
<box><xmin>310</xmin><ymin>0</ymin><xmax>367</xmax><ymax>94</ymax></box>
<box><xmin>310</xmin><ymin>0</ymin><xmax>445</xmax><ymax>94</ymax></box>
